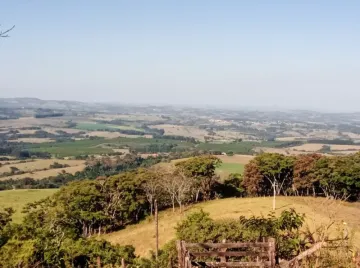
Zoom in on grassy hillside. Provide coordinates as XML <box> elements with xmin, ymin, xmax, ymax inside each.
<box><xmin>216</xmin><ymin>162</ymin><xmax>244</xmax><ymax>179</ymax></box>
<box><xmin>0</xmin><ymin>189</ymin><xmax>58</xmax><ymax>222</ymax></box>
<box><xmin>103</xmin><ymin>197</ymin><xmax>360</xmax><ymax>257</ymax></box>
<box><xmin>159</xmin><ymin>155</ymin><xmax>249</xmax><ymax>180</ymax></box>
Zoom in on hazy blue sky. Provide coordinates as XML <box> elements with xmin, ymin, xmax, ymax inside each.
<box><xmin>1</xmin><ymin>1</ymin><xmax>360</xmax><ymax>111</ymax></box>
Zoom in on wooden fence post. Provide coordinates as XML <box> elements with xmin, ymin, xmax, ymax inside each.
<box><xmin>176</xmin><ymin>240</ymin><xmax>184</xmax><ymax>268</ymax></box>
<box><xmin>96</xmin><ymin>256</ymin><xmax>101</xmax><ymax>268</ymax></box>
<box><xmin>121</xmin><ymin>258</ymin><xmax>126</xmax><ymax>268</ymax></box>
<box><xmin>219</xmin><ymin>239</ymin><xmax>227</xmax><ymax>264</ymax></box>
<box><xmin>268</xmin><ymin>237</ymin><xmax>276</xmax><ymax>268</ymax></box>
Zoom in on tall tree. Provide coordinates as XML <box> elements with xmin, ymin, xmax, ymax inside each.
<box><xmin>141</xmin><ymin>170</ymin><xmax>161</xmax><ymax>216</ymax></box>
<box><xmin>293</xmin><ymin>154</ymin><xmax>323</xmax><ymax>196</ymax></box>
<box><xmin>243</xmin><ymin>153</ymin><xmax>294</xmax><ymax>210</ymax></box>
<box><xmin>175</xmin><ymin>155</ymin><xmax>221</xmax><ymax>201</ymax></box>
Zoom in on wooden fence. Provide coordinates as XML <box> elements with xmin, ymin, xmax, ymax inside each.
<box><xmin>176</xmin><ymin>238</ymin><xmax>276</xmax><ymax>268</ymax></box>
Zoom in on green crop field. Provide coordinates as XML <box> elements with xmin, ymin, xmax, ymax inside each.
<box><xmin>76</xmin><ymin>122</ymin><xmax>143</xmax><ymax>132</ymax></box>
<box><xmin>0</xmin><ymin>189</ymin><xmax>58</xmax><ymax>223</ymax></box>
<box><xmin>27</xmin><ymin>137</ymin><xmax>194</xmax><ymax>157</ymax></box>
<box><xmin>216</xmin><ymin>162</ymin><xmax>244</xmax><ymax>180</ymax></box>
<box><xmin>26</xmin><ymin>136</ymin><xmax>298</xmax><ymax>158</ymax></box>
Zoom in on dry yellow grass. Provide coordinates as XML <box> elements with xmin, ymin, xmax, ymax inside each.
<box><xmin>103</xmin><ymin>197</ymin><xmax>360</xmax><ymax>257</ymax></box>
<box><xmin>150</xmin><ymin>124</ymin><xmax>208</xmax><ymax>141</ymax></box>
<box><xmin>330</xmin><ymin>144</ymin><xmax>360</xmax><ymax>151</ymax></box>
<box><xmin>43</xmin><ymin>127</ymin><xmax>84</xmax><ymax>134</ymax></box>
<box><xmin>92</xmin><ymin>114</ymin><xmax>164</xmax><ymax>122</ymax></box>
<box><xmin>16</xmin><ymin>129</ymin><xmax>37</xmax><ymax>134</ymax></box>
<box><xmin>0</xmin><ymin>189</ymin><xmax>58</xmax><ymax>222</ymax></box>
<box><xmin>85</xmin><ymin>131</ymin><xmax>143</xmax><ymax>139</ymax></box>
<box><xmin>276</xmin><ymin>137</ymin><xmax>301</xmax><ymax>141</ymax></box>
<box><xmin>291</xmin><ymin>143</ymin><xmax>325</xmax><ymax>151</ymax></box>
<box><xmin>213</xmin><ymin>130</ymin><xmax>250</xmax><ymax>141</ymax></box>
<box><xmin>112</xmin><ymin>148</ymin><xmax>130</xmax><ymax>154</ymax></box>
<box><xmin>217</xmin><ymin>154</ymin><xmax>254</xmax><ymax>164</ymax></box>
<box><xmin>7</xmin><ymin>138</ymin><xmax>55</xmax><ymax>143</ymax></box>
<box><xmin>0</xmin><ymin>117</ymin><xmax>73</xmax><ymax>128</ymax></box>
<box><xmin>254</xmin><ymin>147</ymin><xmax>304</xmax><ymax>155</ymax></box>
<box><xmin>0</xmin><ymin>159</ymin><xmax>85</xmax><ymax>174</ymax></box>
<box><xmin>0</xmin><ymin>163</ymin><xmax>86</xmax><ymax>181</ymax></box>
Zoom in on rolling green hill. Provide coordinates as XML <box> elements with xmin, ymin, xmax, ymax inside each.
<box><xmin>0</xmin><ymin>189</ymin><xmax>58</xmax><ymax>222</ymax></box>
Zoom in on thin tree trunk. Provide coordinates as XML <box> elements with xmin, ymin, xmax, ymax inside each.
<box><xmin>155</xmin><ymin>199</ymin><xmax>159</xmax><ymax>262</ymax></box>
<box><xmin>150</xmin><ymin>201</ymin><xmax>153</xmax><ymax>217</ymax></box>
<box><xmin>273</xmin><ymin>184</ymin><xmax>276</xmax><ymax>210</ymax></box>
<box><xmin>313</xmin><ymin>185</ymin><xmax>316</xmax><ymax>197</ymax></box>
<box><xmin>172</xmin><ymin>196</ymin><xmax>175</xmax><ymax>212</ymax></box>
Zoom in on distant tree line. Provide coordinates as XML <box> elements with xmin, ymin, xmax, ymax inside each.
<box><xmin>6</xmin><ymin>130</ymin><xmax>86</xmax><ymax>141</ymax></box>
<box><xmin>307</xmin><ymin>138</ymin><xmax>355</xmax><ymax>145</ymax></box>
<box><xmin>242</xmin><ymin>152</ymin><xmax>360</xmax><ymax>202</ymax></box>
<box><xmin>0</xmin><ymin>141</ymin><xmax>51</xmax><ymax>159</ymax></box>
<box><xmin>34</xmin><ymin>112</ymin><xmax>64</xmax><ymax>118</ymax></box>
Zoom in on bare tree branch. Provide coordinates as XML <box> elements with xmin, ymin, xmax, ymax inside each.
<box><xmin>0</xmin><ymin>25</ymin><xmax>15</xmax><ymax>38</ymax></box>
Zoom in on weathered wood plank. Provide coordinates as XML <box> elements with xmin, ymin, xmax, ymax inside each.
<box><xmin>185</xmin><ymin>242</ymin><xmax>271</xmax><ymax>249</ymax></box>
<box><xmin>280</xmin><ymin>242</ymin><xmax>327</xmax><ymax>268</ymax></box>
<box><xmin>190</xmin><ymin>251</ymin><xmax>270</xmax><ymax>257</ymax></box>
<box><xmin>176</xmin><ymin>240</ymin><xmax>183</xmax><ymax>268</ymax></box>
<box><xmin>268</xmin><ymin>238</ymin><xmax>276</xmax><ymax>268</ymax></box>
<box><xmin>191</xmin><ymin>261</ymin><xmax>271</xmax><ymax>267</ymax></box>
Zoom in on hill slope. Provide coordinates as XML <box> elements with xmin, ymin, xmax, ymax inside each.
<box><xmin>0</xmin><ymin>189</ymin><xmax>58</xmax><ymax>222</ymax></box>
<box><xmin>103</xmin><ymin>197</ymin><xmax>360</xmax><ymax>256</ymax></box>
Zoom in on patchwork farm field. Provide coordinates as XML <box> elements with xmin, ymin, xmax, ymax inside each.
<box><xmin>0</xmin><ymin>189</ymin><xmax>58</xmax><ymax>222</ymax></box>
<box><xmin>76</xmin><ymin>122</ymin><xmax>143</xmax><ymax>132</ymax></box>
<box><xmin>103</xmin><ymin>197</ymin><xmax>360</xmax><ymax>257</ymax></box>
<box><xmin>149</xmin><ymin>124</ymin><xmax>208</xmax><ymax>141</ymax></box>
<box><xmin>26</xmin><ymin>137</ymin><xmax>194</xmax><ymax>157</ymax></box>
<box><xmin>197</xmin><ymin>141</ymin><xmax>292</xmax><ymax>155</ymax></box>
<box><xmin>0</xmin><ymin>159</ymin><xmax>84</xmax><ymax>174</ymax></box>
<box><xmin>0</xmin><ymin>165</ymin><xmax>86</xmax><ymax>181</ymax></box>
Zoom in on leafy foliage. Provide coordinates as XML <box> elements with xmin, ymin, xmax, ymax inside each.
<box><xmin>176</xmin><ymin>209</ymin><xmax>306</xmax><ymax>262</ymax></box>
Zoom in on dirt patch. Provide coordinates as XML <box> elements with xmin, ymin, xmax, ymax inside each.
<box><xmin>217</xmin><ymin>154</ymin><xmax>254</xmax><ymax>164</ymax></box>
<box><xmin>43</xmin><ymin>127</ymin><xmax>84</xmax><ymax>134</ymax></box>
<box><xmin>112</xmin><ymin>149</ymin><xmax>130</xmax><ymax>154</ymax></box>
<box><xmin>291</xmin><ymin>143</ymin><xmax>325</xmax><ymax>152</ymax></box>
<box><xmin>8</xmin><ymin>138</ymin><xmax>55</xmax><ymax>143</ymax></box>
<box><xmin>276</xmin><ymin>137</ymin><xmax>302</xmax><ymax>141</ymax></box>
<box><xmin>85</xmin><ymin>131</ymin><xmax>142</xmax><ymax>139</ymax></box>
<box><xmin>16</xmin><ymin>129</ymin><xmax>37</xmax><ymax>134</ymax></box>
<box><xmin>0</xmin><ymin>159</ymin><xmax>85</xmax><ymax>174</ymax></box>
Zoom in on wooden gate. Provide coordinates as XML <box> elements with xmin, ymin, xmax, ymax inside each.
<box><xmin>176</xmin><ymin>238</ymin><xmax>276</xmax><ymax>268</ymax></box>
